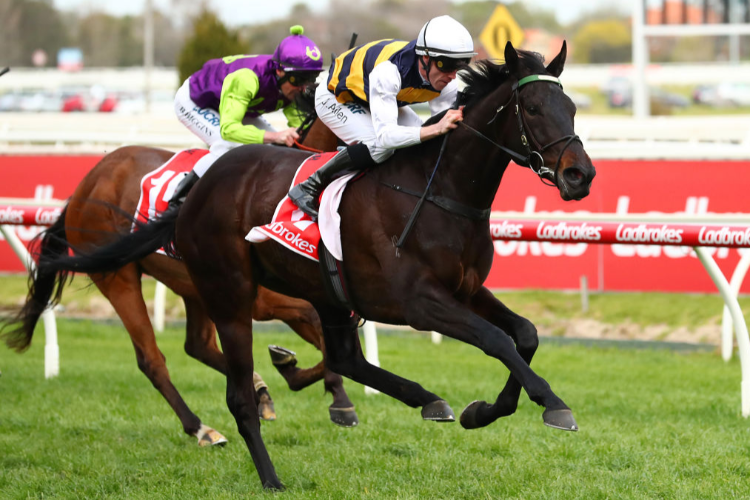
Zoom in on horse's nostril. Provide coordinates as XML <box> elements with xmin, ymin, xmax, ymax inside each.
<box><xmin>563</xmin><ymin>167</ymin><xmax>584</xmax><ymax>185</ymax></box>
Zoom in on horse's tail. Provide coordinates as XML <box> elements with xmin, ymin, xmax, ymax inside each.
<box><xmin>36</xmin><ymin>205</ymin><xmax>180</xmax><ymax>278</ymax></box>
<box><xmin>1</xmin><ymin>206</ymin><xmax>72</xmax><ymax>352</ymax></box>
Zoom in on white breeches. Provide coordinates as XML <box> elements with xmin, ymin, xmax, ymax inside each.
<box><xmin>174</xmin><ymin>78</ymin><xmax>275</xmax><ymax>177</ymax></box>
<box><xmin>314</xmin><ymin>84</ymin><xmax>422</xmax><ymax>164</ymax></box>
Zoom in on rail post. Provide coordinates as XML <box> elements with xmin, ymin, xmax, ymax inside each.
<box><xmin>721</xmin><ymin>251</ymin><xmax>750</xmax><ymax>361</ymax></box>
<box><xmin>0</xmin><ymin>224</ymin><xmax>59</xmax><ymax>378</ymax></box>
<box><xmin>695</xmin><ymin>247</ymin><xmax>750</xmax><ymax>417</ymax></box>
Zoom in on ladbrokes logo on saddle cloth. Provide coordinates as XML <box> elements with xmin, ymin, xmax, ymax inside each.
<box><xmin>133</xmin><ymin>149</ymin><xmax>209</xmax><ymax>253</ymax></box>
<box><xmin>247</xmin><ymin>151</ymin><xmax>341</xmax><ymax>262</ymax></box>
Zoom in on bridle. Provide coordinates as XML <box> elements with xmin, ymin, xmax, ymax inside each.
<box><xmin>459</xmin><ymin>74</ymin><xmax>581</xmax><ymax>190</ymax></box>
<box><xmin>390</xmin><ymin>73</ymin><xmax>583</xmax><ymax>251</ymax></box>
<box><xmin>293</xmin><ymin>112</ymin><xmax>324</xmax><ymax>153</ymax></box>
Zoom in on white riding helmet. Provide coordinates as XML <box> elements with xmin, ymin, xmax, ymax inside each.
<box><xmin>415</xmin><ymin>15</ymin><xmax>477</xmax><ymax>59</ymax></box>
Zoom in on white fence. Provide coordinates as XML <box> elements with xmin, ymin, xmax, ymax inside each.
<box><xmin>4</xmin><ymin>64</ymin><xmax>750</xmax><ymax>92</ymax></box>
<box><xmin>3</xmin><ymin>112</ymin><xmax>750</xmax><ymax>159</ymax></box>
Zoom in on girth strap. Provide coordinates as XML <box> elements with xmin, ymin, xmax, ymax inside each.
<box><xmin>381</xmin><ymin>181</ymin><xmax>490</xmax><ymax>221</ymax></box>
<box><xmin>318</xmin><ymin>238</ymin><xmax>357</xmax><ymax>312</ymax></box>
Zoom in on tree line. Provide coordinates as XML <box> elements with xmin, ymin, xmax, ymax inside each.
<box><xmin>2</xmin><ymin>0</ymin><xmax>743</xmax><ymax>72</ymax></box>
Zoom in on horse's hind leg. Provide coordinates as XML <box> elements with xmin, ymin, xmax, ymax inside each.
<box><xmin>461</xmin><ymin>287</ymin><xmax>540</xmax><ymax>429</ymax></box>
<box><xmin>91</xmin><ymin>265</ymin><xmax>226</xmax><ymax>446</ymax></box>
<box><xmin>253</xmin><ymin>289</ymin><xmax>357</xmax><ymax>426</ymax></box>
<box><xmin>182</xmin><ymin>296</ymin><xmax>226</xmax><ymax>374</ymax></box>
<box><xmin>317</xmin><ymin>307</ymin><xmax>452</xmax><ymax>422</ymax></box>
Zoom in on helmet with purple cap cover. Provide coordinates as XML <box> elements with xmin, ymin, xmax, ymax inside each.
<box><xmin>273</xmin><ymin>25</ymin><xmax>323</xmax><ymax>87</ymax></box>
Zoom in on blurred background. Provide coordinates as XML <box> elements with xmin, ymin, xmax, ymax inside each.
<box><xmin>3</xmin><ymin>0</ymin><xmax>750</xmax><ymax>297</ymax></box>
<box><xmin>1</xmin><ymin>0</ymin><xmax>749</xmax><ymax>117</ymax></box>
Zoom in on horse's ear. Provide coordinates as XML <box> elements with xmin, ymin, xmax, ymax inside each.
<box><xmin>504</xmin><ymin>41</ymin><xmax>519</xmax><ymax>74</ymax></box>
<box><xmin>546</xmin><ymin>40</ymin><xmax>567</xmax><ymax>78</ymax></box>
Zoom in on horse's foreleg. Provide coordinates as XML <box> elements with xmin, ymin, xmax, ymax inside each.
<box><xmin>183</xmin><ymin>247</ymin><xmax>282</xmax><ymax>490</ymax></box>
<box><xmin>317</xmin><ymin>308</ymin><xmax>452</xmax><ymax>422</ymax></box>
<box><xmin>219</xmin><ymin>318</ymin><xmax>282</xmax><ymax>489</ymax></box>
<box><xmin>464</xmin><ymin>287</ymin><xmax>539</xmax><ymax>428</ymax></box>
<box><xmin>404</xmin><ymin>284</ymin><xmax>575</xmax><ymax>431</ymax></box>
<box><xmin>182</xmin><ymin>297</ymin><xmax>276</xmax><ymax>421</ymax></box>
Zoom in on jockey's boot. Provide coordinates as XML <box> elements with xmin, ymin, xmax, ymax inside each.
<box><xmin>167</xmin><ymin>170</ymin><xmax>200</xmax><ymax>210</ymax></box>
<box><xmin>288</xmin><ymin>148</ymin><xmax>353</xmax><ymax>220</ymax></box>
<box><xmin>289</xmin><ymin>143</ymin><xmax>376</xmax><ymax>220</ymax></box>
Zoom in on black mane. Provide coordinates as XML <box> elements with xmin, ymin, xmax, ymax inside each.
<box><xmin>294</xmin><ymin>83</ymin><xmax>318</xmax><ymax>116</ymax></box>
<box><xmin>423</xmin><ymin>51</ymin><xmax>546</xmax><ymax>127</ymax></box>
<box><xmin>459</xmin><ymin>51</ymin><xmax>547</xmax><ymax>108</ymax></box>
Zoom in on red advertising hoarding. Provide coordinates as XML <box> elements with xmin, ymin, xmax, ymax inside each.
<box><xmin>1</xmin><ymin>155</ymin><xmax>749</xmax><ymax>293</ymax></box>
<box><xmin>0</xmin><ymin>155</ymin><xmax>101</xmax><ymax>272</ymax></box>
<box><xmin>487</xmin><ymin>160</ymin><xmax>750</xmax><ymax>293</ymax></box>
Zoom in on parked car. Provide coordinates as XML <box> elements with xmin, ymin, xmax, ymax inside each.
<box><xmin>98</xmin><ymin>95</ymin><xmax>118</xmax><ymax>112</ymax></box>
<box><xmin>692</xmin><ymin>84</ymin><xmax>716</xmax><ymax>105</ymax></box>
<box><xmin>0</xmin><ymin>89</ymin><xmax>62</xmax><ymax>112</ymax></box>
<box><xmin>602</xmin><ymin>77</ymin><xmax>689</xmax><ymax>109</ymax></box>
<box><xmin>565</xmin><ymin>90</ymin><xmax>592</xmax><ymax>110</ymax></box>
<box><xmin>651</xmin><ymin>87</ymin><xmax>689</xmax><ymax>108</ymax></box>
<box><xmin>715</xmin><ymin>82</ymin><xmax>750</xmax><ymax>107</ymax></box>
<box><xmin>601</xmin><ymin>76</ymin><xmax>631</xmax><ymax>108</ymax></box>
<box><xmin>691</xmin><ymin>83</ymin><xmax>750</xmax><ymax>107</ymax></box>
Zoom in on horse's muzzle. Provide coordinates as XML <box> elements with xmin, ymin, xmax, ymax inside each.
<box><xmin>560</xmin><ymin>164</ymin><xmax>596</xmax><ymax>201</ymax></box>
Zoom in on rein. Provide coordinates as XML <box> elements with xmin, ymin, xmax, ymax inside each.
<box><xmin>293</xmin><ymin>139</ymin><xmax>323</xmax><ymax>153</ymax></box>
<box><xmin>390</xmin><ymin>74</ymin><xmax>580</xmax><ymax>250</ymax></box>
<box><xmin>294</xmin><ymin>112</ymin><xmax>325</xmax><ymax>153</ymax></box>
<box><xmin>392</xmin><ymin>106</ymin><xmax>460</xmax><ymax>252</ymax></box>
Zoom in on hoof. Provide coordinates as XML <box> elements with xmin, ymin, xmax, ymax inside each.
<box><xmin>195</xmin><ymin>424</ymin><xmax>228</xmax><ymax>447</ymax></box>
<box><xmin>329</xmin><ymin>406</ymin><xmax>359</xmax><ymax>427</ymax></box>
<box><xmin>421</xmin><ymin>400</ymin><xmax>455</xmax><ymax>422</ymax></box>
<box><xmin>262</xmin><ymin>479</ymin><xmax>285</xmax><ymax>491</ymax></box>
<box><xmin>543</xmin><ymin>408</ymin><xmax>578</xmax><ymax>431</ymax></box>
<box><xmin>460</xmin><ymin>400</ymin><xmax>488</xmax><ymax>430</ymax></box>
<box><xmin>258</xmin><ymin>392</ymin><xmax>277</xmax><ymax>421</ymax></box>
<box><xmin>268</xmin><ymin>345</ymin><xmax>297</xmax><ymax>367</ymax></box>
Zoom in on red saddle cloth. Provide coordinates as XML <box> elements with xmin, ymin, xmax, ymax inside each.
<box><xmin>246</xmin><ymin>151</ymin><xmax>338</xmax><ymax>262</ymax></box>
<box><xmin>133</xmin><ymin>149</ymin><xmax>209</xmax><ymax>225</ymax></box>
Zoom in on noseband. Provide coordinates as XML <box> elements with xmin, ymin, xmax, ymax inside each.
<box><xmin>460</xmin><ymin>74</ymin><xmax>582</xmax><ymax>188</ymax></box>
<box><xmin>390</xmin><ymin>74</ymin><xmax>582</xmax><ymax>251</ymax></box>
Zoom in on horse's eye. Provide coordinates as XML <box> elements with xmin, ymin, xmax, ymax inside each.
<box><xmin>526</xmin><ymin>105</ymin><xmax>539</xmax><ymax>115</ymax></box>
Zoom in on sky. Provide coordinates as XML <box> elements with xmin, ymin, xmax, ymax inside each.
<box><xmin>52</xmin><ymin>0</ymin><xmax>632</xmax><ymax>27</ymax></box>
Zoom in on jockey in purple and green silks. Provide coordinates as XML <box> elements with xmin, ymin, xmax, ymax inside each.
<box><xmin>170</xmin><ymin>25</ymin><xmax>323</xmax><ymax>206</ymax></box>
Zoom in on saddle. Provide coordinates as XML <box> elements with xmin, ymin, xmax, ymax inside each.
<box><xmin>133</xmin><ymin>149</ymin><xmax>209</xmax><ymax>226</ymax></box>
<box><xmin>246</xmin><ymin>152</ymin><xmax>357</xmax><ymax>310</ymax></box>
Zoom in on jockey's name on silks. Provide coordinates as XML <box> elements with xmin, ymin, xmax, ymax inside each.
<box><xmin>327</xmin><ymin>39</ymin><xmax>440</xmax><ymax>107</ymax></box>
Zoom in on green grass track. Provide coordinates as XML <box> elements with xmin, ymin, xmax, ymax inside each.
<box><xmin>1</xmin><ymin>321</ymin><xmax>749</xmax><ymax>499</ymax></box>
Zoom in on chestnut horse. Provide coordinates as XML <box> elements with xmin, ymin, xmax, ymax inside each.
<box><xmin>17</xmin><ymin>43</ymin><xmax>595</xmax><ymax>489</ymax></box>
<box><xmin>0</xmin><ymin>90</ymin><xmax>356</xmax><ymax>447</ymax></box>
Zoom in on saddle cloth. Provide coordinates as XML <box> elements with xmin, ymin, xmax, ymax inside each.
<box><xmin>133</xmin><ymin>148</ymin><xmax>209</xmax><ymax>225</ymax></box>
<box><xmin>246</xmin><ymin>151</ymin><xmax>354</xmax><ymax>262</ymax></box>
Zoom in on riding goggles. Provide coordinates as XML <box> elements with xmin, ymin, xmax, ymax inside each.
<box><xmin>283</xmin><ymin>71</ymin><xmax>320</xmax><ymax>87</ymax></box>
<box><xmin>433</xmin><ymin>57</ymin><xmax>471</xmax><ymax>73</ymax></box>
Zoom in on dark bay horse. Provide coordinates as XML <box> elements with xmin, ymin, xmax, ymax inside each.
<box><xmin>19</xmin><ymin>42</ymin><xmax>595</xmax><ymax>489</ymax></box>
<box><xmin>0</xmin><ymin>100</ymin><xmax>357</xmax><ymax>447</ymax></box>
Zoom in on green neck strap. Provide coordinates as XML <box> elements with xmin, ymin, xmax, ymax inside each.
<box><xmin>518</xmin><ymin>75</ymin><xmax>563</xmax><ymax>89</ymax></box>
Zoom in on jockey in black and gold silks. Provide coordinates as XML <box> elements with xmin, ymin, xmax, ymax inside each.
<box><xmin>288</xmin><ymin>15</ymin><xmax>476</xmax><ymax>220</ymax></box>
<box><xmin>327</xmin><ymin>40</ymin><xmax>440</xmax><ymax>107</ymax></box>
